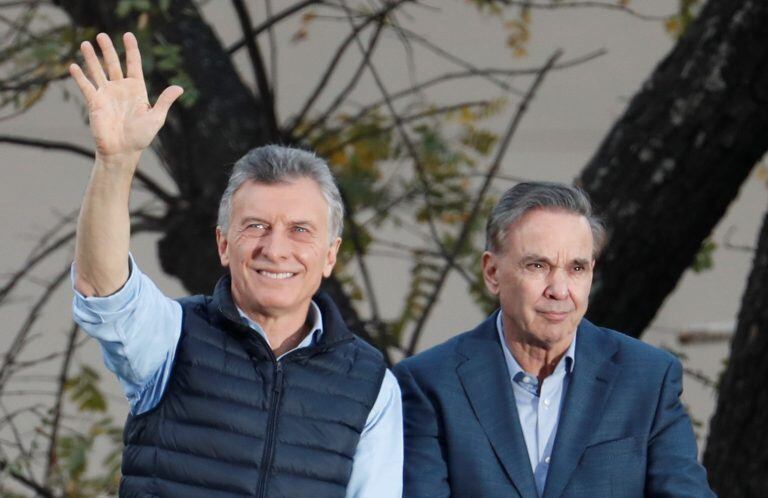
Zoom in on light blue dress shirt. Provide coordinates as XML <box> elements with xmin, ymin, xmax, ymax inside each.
<box><xmin>496</xmin><ymin>312</ymin><xmax>576</xmax><ymax>497</ymax></box>
<box><xmin>72</xmin><ymin>256</ymin><xmax>403</xmax><ymax>498</ymax></box>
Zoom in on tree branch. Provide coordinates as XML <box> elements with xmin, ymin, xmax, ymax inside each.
<box><xmin>289</xmin><ymin>0</ymin><xmax>410</xmax><ymax>133</ymax></box>
<box><xmin>0</xmin><ymin>135</ymin><xmax>177</xmax><ymax>205</ymax></box>
<box><xmin>314</xmin><ymin>49</ymin><xmax>605</xmax><ymax>145</ymax></box>
<box><xmin>0</xmin><ymin>457</ymin><xmax>55</xmax><ymax>498</ymax></box>
<box><xmin>493</xmin><ymin>0</ymin><xmax>667</xmax><ymax>21</ymax></box>
<box><xmin>265</xmin><ymin>0</ymin><xmax>279</xmax><ymax>101</ymax></box>
<box><xmin>227</xmin><ymin>0</ymin><xmax>324</xmax><ymax>53</ymax></box>
<box><xmin>406</xmin><ymin>50</ymin><xmax>563</xmax><ymax>356</ymax></box>
<box><xmin>294</xmin><ymin>14</ymin><xmax>387</xmax><ymax>141</ymax></box>
<box><xmin>231</xmin><ymin>0</ymin><xmax>280</xmax><ymax>138</ymax></box>
<box><xmin>44</xmin><ymin>322</ymin><xmax>78</xmax><ymax>488</ymax></box>
<box><xmin>0</xmin><ymin>265</ymin><xmax>70</xmax><ymax>393</ymax></box>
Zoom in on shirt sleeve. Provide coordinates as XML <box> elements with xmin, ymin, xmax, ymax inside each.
<box><xmin>71</xmin><ymin>255</ymin><xmax>182</xmax><ymax>414</ymax></box>
<box><xmin>345</xmin><ymin>369</ymin><xmax>404</xmax><ymax>498</ymax></box>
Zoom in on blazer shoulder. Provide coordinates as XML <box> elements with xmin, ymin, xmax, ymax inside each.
<box><xmin>585</xmin><ymin>320</ymin><xmax>678</xmax><ymax>370</ymax></box>
<box><xmin>395</xmin><ymin>315</ymin><xmax>497</xmax><ymax>378</ymax></box>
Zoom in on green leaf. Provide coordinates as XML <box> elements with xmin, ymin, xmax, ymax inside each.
<box><xmin>65</xmin><ymin>365</ymin><xmax>107</xmax><ymax>412</ymax></box>
<box><xmin>691</xmin><ymin>239</ymin><xmax>716</xmax><ymax>273</ymax></box>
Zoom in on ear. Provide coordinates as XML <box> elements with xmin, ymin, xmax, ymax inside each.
<box><xmin>216</xmin><ymin>227</ymin><xmax>230</xmax><ymax>267</ymax></box>
<box><xmin>323</xmin><ymin>237</ymin><xmax>342</xmax><ymax>277</ymax></box>
<box><xmin>481</xmin><ymin>251</ymin><xmax>500</xmax><ymax>295</ymax></box>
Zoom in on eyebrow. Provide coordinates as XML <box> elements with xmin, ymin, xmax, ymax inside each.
<box><xmin>521</xmin><ymin>254</ymin><xmax>592</xmax><ymax>267</ymax></box>
<box><xmin>239</xmin><ymin>217</ymin><xmax>318</xmax><ymax>229</ymax></box>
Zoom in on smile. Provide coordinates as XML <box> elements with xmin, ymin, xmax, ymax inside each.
<box><xmin>257</xmin><ymin>270</ymin><xmax>296</xmax><ymax>280</ymax></box>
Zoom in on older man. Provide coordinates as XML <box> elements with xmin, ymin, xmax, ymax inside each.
<box><xmin>394</xmin><ymin>182</ymin><xmax>714</xmax><ymax>497</ymax></box>
<box><xmin>69</xmin><ymin>33</ymin><xmax>401</xmax><ymax>498</ymax></box>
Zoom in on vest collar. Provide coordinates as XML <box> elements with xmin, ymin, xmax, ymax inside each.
<box><xmin>210</xmin><ymin>275</ymin><xmax>356</xmax><ymax>350</ymax></box>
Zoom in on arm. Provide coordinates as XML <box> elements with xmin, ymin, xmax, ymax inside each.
<box><xmin>346</xmin><ymin>370</ymin><xmax>403</xmax><ymax>498</ymax></box>
<box><xmin>71</xmin><ymin>256</ymin><xmax>182</xmax><ymax>415</ymax></box>
<box><xmin>70</xmin><ymin>33</ymin><xmax>184</xmax><ymax>414</ymax></box>
<box><xmin>393</xmin><ymin>362</ymin><xmax>450</xmax><ymax>498</ymax></box>
<box><xmin>645</xmin><ymin>358</ymin><xmax>716</xmax><ymax>497</ymax></box>
<box><xmin>70</xmin><ymin>32</ymin><xmax>182</xmax><ymax>296</ymax></box>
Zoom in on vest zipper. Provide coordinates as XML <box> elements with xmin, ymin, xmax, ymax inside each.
<box><xmin>256</xmin><ymin>361</ymin><xmax>284</xmax><ymax>498</ymax></box>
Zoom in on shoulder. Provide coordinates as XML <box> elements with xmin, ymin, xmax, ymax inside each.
<box><xmin>395</xmin><ymin>313</ymin><xmax>497</xmax><ymax>380</ymax></box>
<box><xmin>580</xmin><ymin>319</ymin><xmax>678</xmax><ymax>372</ymax></box>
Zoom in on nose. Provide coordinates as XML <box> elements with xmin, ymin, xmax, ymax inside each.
<box><xmin>258</xmin><ymin>229</ymin><xmax>291</xmax><ymax>261</ymax></box>
<box><xmin>544</xmin><ymin>269</ymin><xmax>569</xmax><ymax>300</ymax></box>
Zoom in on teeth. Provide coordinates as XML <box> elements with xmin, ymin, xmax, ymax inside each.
<box><xmin>258</xmin><ymin>270</ymin><xmax>295</xmax><ymax>280</ymax></box>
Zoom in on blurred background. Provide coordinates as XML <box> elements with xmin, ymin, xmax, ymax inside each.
<box><xmin>1</xmin><ymin>0</ymin><xmax>766</xmax><ymax>496</ymax></box>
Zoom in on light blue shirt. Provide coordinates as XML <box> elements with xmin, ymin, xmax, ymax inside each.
<box><xmin>496</xmin><ymin>312</ymin><xmax>576</xmax><ymax>497</ymax></box>
<box><xmin>72</xmin><ymin>256</ymin><xmax>403</xmax><ymax>498</ymax></box>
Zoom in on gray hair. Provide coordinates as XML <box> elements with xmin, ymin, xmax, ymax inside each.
<box><xmin>485</xmin><ymin>181</ymin><xmax>605</xmax><ymax>256</ymax></box>
<box><xmin>217</xmin><ymin>145</ymin><xmax>344</xmax><ymax>241</ymax></box>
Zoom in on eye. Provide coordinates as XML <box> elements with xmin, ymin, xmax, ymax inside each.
<box><xmin>244</xmin><ymin>222</ymin><xmax>268</xmax><ymax>232</ymax></box>
<box><xmin>526</xmin><ymin>262</ymin><xmax>547</xmax><ymax>271</ymax></box>
<box><xmin>293</xmin><ymin>225</ymin><xmax>308</xmax><ymax>233</ymax></box>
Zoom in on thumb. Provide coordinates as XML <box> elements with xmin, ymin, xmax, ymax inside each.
<box><xmin>151</xmin><ymin>85</ymin><xmax>184</xmax><ymax>121</ymax></box>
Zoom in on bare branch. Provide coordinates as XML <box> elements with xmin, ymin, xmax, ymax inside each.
<box><xmin>265</xmin><ymin>0</ymin><xmax>279</xmax><ymax>100</ymax></box>
<box><xmin>0</xmin><ymin>457</ymin><xmax>55</xmax><ymax>497</ymax></box>
<box><xmin>227</xmin><ymin>0</ymin><xmax>324</xmax><ymax>54</ymax></box>
<box><xmin>314</xmin><ymin>100</ymin><xmax>493</xmax><ymax>158</ymax></box>
<box><xmin>315</xmin><ymin>49</ymin><xmax>605</xmax><ymax>144</ymax></box>
<box><xmin>231</xmin><ymin>0</ymin><xmax>280</xmax><ymax>137</ymax></box>
<box><xmin>338</xmin><ymin>0</ymin><xmax>449</xmax><ymax>259</ymax></box>
<box><xmin>338</xmin><ymin>188</ymin><xmax>385</xmax><ymax>347</ymax></box>
<box><xmin>0</xmin><ymin>229</ymin><xmax>75</xmax><ymax>306</ymax></box>
<box><xmin>406</xmin><ymin>50</ymin><xmax>563</xmax><ymax>356</ymax></box>
<box><xmin>723</xmin><ymin>225</ymin><xmax>756</xmax><ymax>253</ymax></box>
<box><xmin>493</xmin><ymin>0</ymin><xmax>667</xmax><ymax>21</ymax></box>
<box><xmin>0</xmin><ymin>265</ymin><xmax>70</xmax><ymax>393</ymax></box>
<box><xmin>44</xmin><ymin>322</ymin><xmax>78</xmax><ymax>488</ymax></box>
<box><xmin>294</xmin><ymin>15</ymin><xmax>387</xmax><ymax>141</ymax></box>
<box><xmin>289</xmin><ymin>0</ymin><xmax>410</xmax><ymax>133</ymax></box>
<box><xmin>0</xmin><ymin>134</ymin><xmax>177</xmax><ymax>205</ymax></box>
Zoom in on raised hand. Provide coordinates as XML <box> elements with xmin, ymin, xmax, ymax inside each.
<box><xmin>69</xmin><ymin>32</ymin><xmax>183</xmax><ymax>163</ymax></box>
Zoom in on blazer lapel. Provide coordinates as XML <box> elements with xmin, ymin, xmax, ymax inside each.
<box><xmin>456</xmin><ymin>314</ymin><xmax>538</xmax><ymax>498</ymax></box>
<box><xmin>542</xmin><ymin>320</ymin><xmax>620</xmax><ymax>498</ymax></box>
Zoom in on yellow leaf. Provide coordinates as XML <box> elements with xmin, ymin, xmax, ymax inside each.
<box><xmin>665</xmin><ymin>17</ymin><xmax>681</xmax><ymax>36</ymax></box>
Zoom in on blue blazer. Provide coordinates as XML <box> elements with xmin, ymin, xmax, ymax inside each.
<box><xmin>394</xmin><ymin>314</ymin><xmax>715</xmax><ymax>497</ymax></box>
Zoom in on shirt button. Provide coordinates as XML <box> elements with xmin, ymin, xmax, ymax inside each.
<box><xmin>545</xmin><ymin>456</ymin><xmax>551</xmax><ymax>464</ymax></box>
<box><xmin>523</xmin><ymin>376</ymin><xmax>531</xmax><ymax>384</ymax></box>
<box><xmin>543</xmin><ymin>398</ymin><xmax>551</xmax><ymax>406</ymax></box>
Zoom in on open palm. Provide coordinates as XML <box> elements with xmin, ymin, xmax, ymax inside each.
<box><xmin>70</xmin><ymin>32</ymin><xmax>182</xmax><ymax>160</ymax></box>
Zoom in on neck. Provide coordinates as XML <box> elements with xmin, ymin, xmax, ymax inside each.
<box><xmin>241</xmin><ymin>303</ymin><xmax>313</xmax><ymax>357</ymax></box>
<box><xmin>502</xmin><ymin>323</ymin><xmax>572</xmax><ymax>383</ymax></box>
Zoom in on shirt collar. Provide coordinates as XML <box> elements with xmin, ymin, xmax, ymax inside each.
<box><xmin>236</xmin><ymin>300</ymin><xmax>324</xmax><ymax>351</ymax></box>
<box><xmin>495</xmin><ymin>310</ymin><xmax>576</xmax><ymax>382</ymax></box>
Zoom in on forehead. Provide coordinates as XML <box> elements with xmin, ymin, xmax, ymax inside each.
<box><xmin>503</xmin><ymin>208</ymin><xmax>593</xmax><ymax>257</ymax></box>
<box><xmin>230</xmin><ymin>177</ymin><xmax>328</xmax><ymax>222</ymax></box>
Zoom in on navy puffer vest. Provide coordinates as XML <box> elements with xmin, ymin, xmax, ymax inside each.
<box><xmin>119</xmin><ymin>277</ymin><xmax>386</xmax><ymax>498</ymax></box>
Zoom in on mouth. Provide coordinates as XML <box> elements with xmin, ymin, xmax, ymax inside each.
<box><xmin>256</xmin><ymin>270</ymin><xmax>296</xmax><ymax>280</ymax></box>
<box><xmin>538</xmin><ymin>310</ymin><xmax>571</xmax><ymax>321</ymax></box>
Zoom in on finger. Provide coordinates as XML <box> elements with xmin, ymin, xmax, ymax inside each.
<box><xmin>96</xmin><ymin>32</ymin><xmax>124</xmax><ymax>81</ymax></box>
<box><xmin>68</xmin><ymin>63</ymin><xmax>97</xmax><ymax>101</ymax></box>
<box><xmin>123</xmin><ymin>32</ymin><xmax>144</xmax><ymax>81</ymax></box>
<box><xmin>151</xmin><ymin>85</ymin><xmax>184</xmax><ymax>121</ymax></box>
<box><xmin>80</xmin><ymin>40</ymin><xmax>108</xmax><ymax>88</ymax></box>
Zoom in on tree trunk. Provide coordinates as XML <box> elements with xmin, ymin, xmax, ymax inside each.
<box><xmin>59</xmin><ymin>0</ymin><xmax>280</xmax><ymax>293</ymax></box>
<box><xmin>703</xmin><ymin>207</ymin><xmax>768</xmax><ymax>496</ymax></box>
<box><xmin>580</xmin><ymin>0</ymin><xmax>768</xmax><ymax>337</ymax></box>
<box><xmin>55</xmin><ymin>0</ymin><xmax>372</xmax><ymax>344</ymax></box>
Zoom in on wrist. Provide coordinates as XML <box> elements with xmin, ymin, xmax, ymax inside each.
<box><xmin>95</xmin><ymin>150</ymin><xmax>142</xmax><ymax>172</ymax></box>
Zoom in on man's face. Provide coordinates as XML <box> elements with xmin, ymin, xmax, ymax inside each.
<box><xmin>482</xmin><ymin>208</ymin><xmax>594</xmax><ymax>351</ymax></box>
<box><xmin>216</xmin><ymin>177</ymin><xmax>341</xmax><ymax>322</ymax></box>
